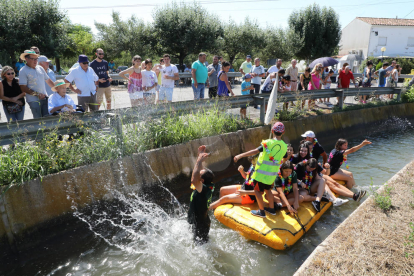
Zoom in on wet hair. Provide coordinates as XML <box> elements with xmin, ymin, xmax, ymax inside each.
<box><xmin>222</xmin><ymin>61</ymin><xmax>230</xmax><ymax>67</ymax></box>
<box><xmin>305</xmin><ymin>67</ymin><xmax>311</xmax><ymax>73</ymax></box>
<box><xmin>278</xmin><ymin>69</ymin><xmax>286</xmax><ymax>75</ymax></box>
<box><xmin>383</xmin><ymin>62</ymin><xmax>389</xmax><ymax>67</ymax></box>
<box><xmin>367</xmin><ymin>60</ymin><xmax>373</xmax><ymax>67</ymax></box>
<box><xmin>283</xmin><ymin>75</ymin><xmax>291</xmax><ymax>81</ymax></box>
<box><xmin>280</xmin><ymin>161</ymin><xmax>294</xmax><ymax>174</ymax></box>
<box><xmin>201</xmin><ymin>168</ymin><xmax>214</xmax><ymax>184</ymax></box>
<box><xmin>144</xmin><ymin>58</ymin><xmax>152</xmax><ymax>65</ymax></box>
<box><xmin>297</xmin><ymin>143</ymin><xmax>311</xmax><ymax>160</ymax></box>
<box><xmin>335</xmin><ymin>138</ymin><xmax>348</xmax><ymax>150</ymax></box>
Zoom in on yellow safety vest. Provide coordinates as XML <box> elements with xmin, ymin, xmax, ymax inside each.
<box><xmin>252</xmin><ymin>139</ymin><xmax>287</xmax><ymax>185</ymax></box>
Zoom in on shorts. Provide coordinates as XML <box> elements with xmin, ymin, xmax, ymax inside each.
<box><xmin>208</xmin><ymin>87</ymin><xmax>218</xmax><ymax>98</ymax></box>
<box><xmin>97</xmin><ymin>87</ymin><xmax>112</xmax><ymax>104</ymax></box>
<box><xmin>129</xmin><ymin>91</ymin><xmax>143</xmax><ymax>100</ymax></box>
<box><xmin>156</xmin><ymin>84</ymin><xmax>160</xmax><ymax>92</ymax></box>
<box><xmin>191</xmin><ymin>217</ymin><xmax>211</xmax><ymax>244</ymax></box>
<box><xmin>159</xmin><ymin>87</ymin><xmax>173</xmax><ymax>101</ymax></box>
<box><xmin>253</xmin><ymin>180</ymin><xmax>272</xmax><ymax>192</ymax></box>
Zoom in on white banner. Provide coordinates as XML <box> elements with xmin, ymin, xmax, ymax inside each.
<box><xmin>264</xmin><ymin>74</ymin><xmax>279</xmax><ymax>125</ymax></box>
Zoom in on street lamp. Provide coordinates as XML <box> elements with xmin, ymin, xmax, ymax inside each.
<box><xmin>381</xmin><ymin>47</ymin><xmax>386</xmax><ymax>62</ymax></box>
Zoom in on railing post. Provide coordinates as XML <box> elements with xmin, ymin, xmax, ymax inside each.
<box><xmin>260</xmin><ymin>97</ymin><xmax>266</xmax><ymax>124</ymax></box>
<box><xmin>395</xmin><ymin>88</ymin><xmax>402</xmax><ymax>101</ymax></box>
<box><xmin>335</xmin><ymin>89</ymin><xmax>344</xmax><ymax>109</ymax></box>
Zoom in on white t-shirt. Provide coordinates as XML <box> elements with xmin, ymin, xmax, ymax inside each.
<box><xmin>141</xmin><ymin>70</ymin><xmax>158</xmax><ymax>94</ymax></box>
<box><xmin>161</xmin><ymin>64</ymin><xmax>179</xmax><ymax>88</ymax></box>
<box><xmin>250</xmin><ymin>65</ymin><xmax>265</xmax><ymax>85</ymax></box>
<box><xmin>268</xmin><ymin>65</ymin><xmax>283</xmax><ymax>74</ymax></box>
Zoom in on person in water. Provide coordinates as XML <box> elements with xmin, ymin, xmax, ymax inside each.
<box><xmin>234</xmin><ymin>122</ymin><xmax>287</xmax><ymax>218</ymax></box>
<box><xmin>209</xmin><ymin>154</ymin><xmax>259</xmax><ymax>210</ymax></box>
<box><xmin>188</xmin><ymin>145</ymin><xmax>215</xmax><ymax>244</ymax></box>
<box><xmin>271</xmin><ymin>161</ymin><xmax>302</xmax><ymax>214</ymax></box>
<box><xmin>294</xmin><ymin>158</ymin><xmax>328</xmax><ymax>212</ymax></box>
<box><xmin>328</xmin><ymin>138</ymin><xmax>372</xmax><ymax>190</ymax></box>
<box><xmin>291</xmin><ymin>143</ymin><xmax>311</xmax><ymax>165</ymax></box>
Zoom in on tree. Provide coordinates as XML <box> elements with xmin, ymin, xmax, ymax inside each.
<box><xmin>259</xmin><ymin>27</ymin><xmax>303</xmax><ymax>64</ymax></box>
<box><xmin>0</xmin><ymin>0</ymin><xmax>69</xmax><ymax>64</ymax></box>
<box><xmin>95</xmin><ymin>12</ymin><xmax>152</xmax><ymax>58</ymax></box>
<box><xmin>288</xmin><ymin>4</ymin><xmax>341</xmax><ymax>62</ymax></box>
<box><xmin>152</xmin><ymin>2</ymin><xmax>223</xmax><ymax>65</ymax></box>
<box><xmin>63</xmin><ymin>24</ymin><xmax>95</xmax><ymax>58</ymax></box>
<box><xmin>221</xmin><ymin>18</ymin><xmax>263</xmax><ymax>65</ymax></box>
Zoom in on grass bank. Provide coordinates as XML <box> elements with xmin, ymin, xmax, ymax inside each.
<box><xmin>298</xmin><ymin>161</ymin><xmax>414</xmax><ymax>275</ymax></box>
<box><xmin>0</xmin><ymin>103</ymin><xmax>259</xmax><ymax>186</ymax></box>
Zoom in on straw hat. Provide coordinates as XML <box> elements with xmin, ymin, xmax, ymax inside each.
<box><xmin>51</xmin><ymin>80</ymin><xmax>70</xmax><ymax>92</ymax></box>
<box><xmin>20</xmin><ymin>50</ymin><xmax>40</xmax><ymax>60</ymax></box>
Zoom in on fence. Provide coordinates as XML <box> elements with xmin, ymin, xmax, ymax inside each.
<box><xmin>0</xmin><ymin>86</ymin><xmax>404</xmax><ymax>146</ymax></box>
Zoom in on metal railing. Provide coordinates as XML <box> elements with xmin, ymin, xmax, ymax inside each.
<box><xmin>0</xmin><ymin>86</ymin><xmax>404</xmax><ymax>146</ymax></box>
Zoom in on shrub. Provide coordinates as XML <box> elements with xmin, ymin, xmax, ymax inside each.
<box><xmin>402</xmin><ymin>85</ymin><xmax>414</xmax><ymax>103</ymax></box>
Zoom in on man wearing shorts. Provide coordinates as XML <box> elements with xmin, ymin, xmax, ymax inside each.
<box><xmin>90</xmin><ymin>48</ymin><xmax>112</xmax><ymax>110</ymax></box>
<box><xmin>159</xmin><ymin>54</ymin><xmax>179</xmax><ymax>102</ymax></box>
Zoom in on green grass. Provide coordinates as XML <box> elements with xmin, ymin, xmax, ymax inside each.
<box><xmin>0</xmin><ymin>104</ymin><xmax>259</xmax><ymax>186</ymax></box>
<box><xmin>370</xmin><ymin>182</ymin><xmax>393</xmax><ymax>211</ymax></box>
<box><xmin>333</xmin><ymin>99</ymin><xmax>401</xmax><ymax>113</ymax></box>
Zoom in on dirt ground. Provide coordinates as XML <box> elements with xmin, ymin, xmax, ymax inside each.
<box><xmin>299</xmin><ymin>161</ymin><xmax>414</xmax><ymax>275</ymax></box>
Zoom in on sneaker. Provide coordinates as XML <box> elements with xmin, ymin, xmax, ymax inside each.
<box><xmin>333</xmin><ymin>198</ymin><xmax>349</xmax><ymax>207</ymax></box>
<box><xmin>315</xmin><ymin>193</ymin><xmax>330</xmax><ymax>202</ymax></box>
<box><xmin>251</xmin><ymin>209</ymin><xmax>266</xmax><ymax>218</ymax></box>
<box><xmin>264</xmin><ymin>207</ymin><xmax>277</xmax><ymax>215</ymax></box>
<box><xmin>312</xmin><ymin>201</ymin><xmax>321</xmax><ymax>212</ymax></box>
<box><xmin>354</xmin><ymin>190</ymin><xmax>367</xmax><ymax>202</ymax></box>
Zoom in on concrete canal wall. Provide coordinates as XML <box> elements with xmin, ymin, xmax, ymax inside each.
<box><xmin>1</xmin><ymin>103</ymin><xmax>414</xmax><ymax>253</ymax></box>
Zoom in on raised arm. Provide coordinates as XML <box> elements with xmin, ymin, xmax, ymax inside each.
<box><xmin>191</xmin><ymin>145</ymin><xmax>210</xmax><ymax>193</ymax></box>
<box><xmin>344</xmin><ymin>139</ymin><xmax>371</xmax><ymax>155</ymax></box>
<box><xmin>234</xmin><ymin>149</ymin><xmax>260</xmax><ymax>163</ymax></box>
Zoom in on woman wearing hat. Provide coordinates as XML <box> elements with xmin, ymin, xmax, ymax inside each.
<box><xmin>0</xmin><ymin>66</ymin><xmax>26</xmax><ymax>121</ymax></box>
<box><xmin>48</xmin><ymin>80</ymin><xmax>76</xmax><ymax>115</ymax></box>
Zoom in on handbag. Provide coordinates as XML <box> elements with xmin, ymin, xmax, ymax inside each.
<box><xmin>6</xmin><ymin>103</ymin><xmax>22</xmax><ymax>114</ymax></box>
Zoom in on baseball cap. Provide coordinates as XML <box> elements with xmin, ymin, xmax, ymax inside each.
<box><xmin>38</xmin><ymin>55</ymin><xmax>51</xmax><ymax>63</ymax></box>
<box><xmin>246</xmin><ymin>55</ymin><xmax>252</xmax><ymax>59</ymax></box>
<box><xmin>244</xmin><ymin>73</ymin><xmax>252</xmax><ymax>79</ymax></box>
<box><xmin>78</xmin><ymin>54</ymin><xmax>89</xmax><ymax>63</ymax></box>
<box><xmin>301</xmin><ymin>130</ymin><xmax>315</xmax><ymax>138</ymax></box>
<box><xmin>272</xmin><ymin>122</ymin><xmax>285</xmax><ymax>133</ymax></box>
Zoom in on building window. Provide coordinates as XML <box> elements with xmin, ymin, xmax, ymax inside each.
<box><xmin>408</xmin><ymin>37</ymin><xmax>414</xmax><ymax>47</ymax></box>
<box><xmin>378</xmin><ymin>37</ymin><xmax>387</xmax><ymax>46</ymax></box>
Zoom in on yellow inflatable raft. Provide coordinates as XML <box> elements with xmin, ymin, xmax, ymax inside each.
<box><xmin>214</xmin><ymin>184</ymin><xmax>343</xmax><ymax>250</ymax></box>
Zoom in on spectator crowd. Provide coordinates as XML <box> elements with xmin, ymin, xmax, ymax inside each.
<box><xmin>0</xmin><ymin>47</ymin><xmax>409</xmax><ymax>123</ymax></box>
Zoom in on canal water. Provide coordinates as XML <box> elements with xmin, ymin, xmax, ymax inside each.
<box><xmin>5</xmin><ymin>117</ymin><xmax>414</xmax><ymax>276</ymax></box>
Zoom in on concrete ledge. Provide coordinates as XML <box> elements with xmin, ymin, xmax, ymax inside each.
<box><xmin>1</xmin><ymin>103</ymin><xmax>414</xmax><ymax>252</ymax></box>
<box><xmin>294</xmin><ymin>160</ymin><xmax>414</xmax><ymax>276</ymax></box>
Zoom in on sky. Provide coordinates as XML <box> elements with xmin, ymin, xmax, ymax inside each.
<box><xmin>61</xmin><ymin>0</ymin><xmax>414</xmax><ymax>35</ymax></box>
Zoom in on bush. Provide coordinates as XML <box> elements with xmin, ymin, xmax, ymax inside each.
<box><xmin>402</xmin><ymin>85</ymin><xmax>414</xmax><ymax>103</ymax></box>
<box><xmin>371</xmin><ymin>183</ymin><xmax>393</xmax><ymax>211</ymax></box>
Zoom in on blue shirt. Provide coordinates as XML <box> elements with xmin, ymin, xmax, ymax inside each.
<box><xmin>241</xmin><ymin>81</ymin><xmax>251</xmax><ymax>95</ymax></box>
<box><xmin>15</xmin><ymin>62</ymin><xmax>25</xmax><ymax>75</ymax></box>
<box><xmin>378</xmin><ymin>69</ymin><xmax>386</xmax><ymax>86</ymax></box>
<box><xmin>45</xmin><ymin>68</ymin><xmax>56</xmax><ymax>97</ymax></box>
<box><xmin>191</xmin><ymin>60</ymin><xmax>208</xmax><ymax>83</ymax></box>
<box><xmin>48</xmin><ymin>93</ymin><xmax>76</xmax><ymax>114</ymax></box>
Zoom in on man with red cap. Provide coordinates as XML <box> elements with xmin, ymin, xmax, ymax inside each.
<box><xmin>234</xmin><ymin>122</ymin><xmax>287</xmax><ymax>218</ymax></box>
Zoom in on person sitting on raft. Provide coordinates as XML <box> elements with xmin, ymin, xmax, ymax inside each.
<box><xmin>291</xmin><ymin>143</ymin><xmax>311</xmax><ymax>165</ymax></box>
<box><xmin>322</xmin><ymin>174</ymin><xmax>366</xmax><ymax>203</ymax></box>
<box><xmin>328</xmin><ymin>138</ymin><xmax>371</xmax><ymax>192</ymax></box>
<box><xmin>209</xmin><ymin>154</ymin><xmax>259</xmax><ymax>210</ymax></box>
<box><xmin>271</xmin><ymin>161</ymin><xmax>301</xmax><ymax>214</ymax></box>
<box><xmin>300</xmin><ymin>130</ymin><xmax>328</xmax><ymax>164</ymax></box>
<box><xmin>294</xmin><ymin>158</ymin><xmax>329</xmax><ymax>212</ymax></box>
<box><xmin>188</xmin><ymin>145</ymin><xmax>215</xmax><ymax>244</ymax></box>
<box><xmin>282</xmin><ymin>144</ymin><xmax>294</xmax><ymax>163</ymax></box>
<box><xmin>234</xmin><ymin>122</ymin><xmax>287</xmax><ymax>218</ymax></box>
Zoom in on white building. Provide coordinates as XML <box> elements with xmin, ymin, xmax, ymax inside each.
<box><xmin>339</xmin><ymin>17</ymin><xmax>414</xmax><ymax>60</ymax></box>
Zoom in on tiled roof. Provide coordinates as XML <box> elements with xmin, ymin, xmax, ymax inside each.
<box><xmin>357</xmin><ymin>17</ymin><xmax>414</xmax><ymax>26</ymax></box>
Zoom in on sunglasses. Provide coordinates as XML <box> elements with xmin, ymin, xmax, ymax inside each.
<box><xmin>7</xmin><ymin>72</ymin><xmax>15</xmax><ymax>75</ymax></box>
<box><xmin>98</xmin><ymin>53</ymin><xmax>104</xmax><ymax>55</ymax></box>
<box><xmin>82</xmin><ymin>62</ymin><xmax>89</xmax><ymax>65</ymax></box>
